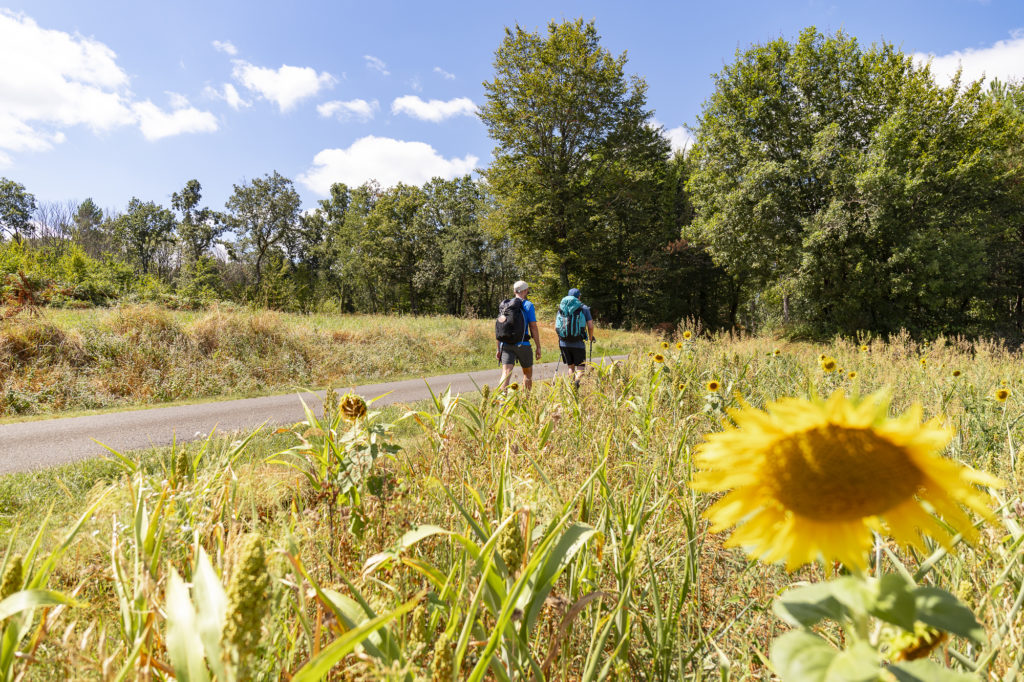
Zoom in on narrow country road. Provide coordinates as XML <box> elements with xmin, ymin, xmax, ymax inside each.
<box><xmin>0</xmin><ymin>356</ymin><xmax>625</xmax><ymax>474</ymax></box>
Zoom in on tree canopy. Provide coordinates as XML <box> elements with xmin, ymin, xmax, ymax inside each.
<box><xmin>686</xmin><ymin>28</ymin><xmax>1024</xmax><ymax>335</ymax></box>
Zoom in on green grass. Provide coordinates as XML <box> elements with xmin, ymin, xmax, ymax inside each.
<box><xmin>0</xmin><ymin>331</ymin><xmax>1020</xmax><ymax>679</ymax></box>
<box><xmin>0</xmin><ymin>303</ymin><xmax>655</xmax><ymax>420</ymax></box>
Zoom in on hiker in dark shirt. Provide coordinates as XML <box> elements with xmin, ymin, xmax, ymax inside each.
<box><xmin>555</xmin><ymin>287</ymin><xmax>595</xmax><ymax>386</ymax></box>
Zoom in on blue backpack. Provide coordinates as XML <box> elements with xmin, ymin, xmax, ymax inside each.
<box><xmin>556</xmin><ymin>296</ymin><xmax>586</xmax><ymax>342</ymax></box>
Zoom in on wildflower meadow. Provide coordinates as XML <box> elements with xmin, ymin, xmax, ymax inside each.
<box><xmin>0</xmin><ymin>329</ymin><xmax>1020</xmax><ymax>680</ymax></box>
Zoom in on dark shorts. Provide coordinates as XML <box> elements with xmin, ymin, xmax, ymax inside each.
<box><xmin>559</xmin><ymin>346</ymin><xmax>586</xmax><ymax>366</ymax></box>
<box><xmin>500</xmin><ymin>343</ymin><xmax>534</xmax><ymax>368</ymax></box>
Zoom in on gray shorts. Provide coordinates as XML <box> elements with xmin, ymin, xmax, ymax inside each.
<box><xmin>499</xmin><ymin>343</ymin><xmax>534</xmax><ymax>368</ymax></box>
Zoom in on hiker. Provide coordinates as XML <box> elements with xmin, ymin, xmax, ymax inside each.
<box><xmin>555</xmin><ymin>288</ymin><xmax>595</xmax><ymax>386</ymax></box>
<box><xmin>495</xmin><ymin>280</ymin><xmax>541</xmax><ymax>392</ymax></box>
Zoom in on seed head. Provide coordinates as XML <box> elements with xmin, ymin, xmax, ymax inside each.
<box><xmin>497</xmin><ymin>516</ymin><xmax>525</xmax><ymax>574</ymax></box>
<box><xmin>221</xmin><ymin>534</ymin><xmax>271</xmax><ymax>677</ymax></box>
<box><xmin>1</xmin><ymin>554</ymin><xmax>23</xmax><ymax>600</ymax></box>
<box><xmin>429</xmin><ymin>630</ymin><xmax>453</xmax><ymax>681</ymax></box>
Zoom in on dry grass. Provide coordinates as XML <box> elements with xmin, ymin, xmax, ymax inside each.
<box><xmin>0</xmin><ymin>303</ymin><xmax>656</xmax><ymax>417</ymax></box>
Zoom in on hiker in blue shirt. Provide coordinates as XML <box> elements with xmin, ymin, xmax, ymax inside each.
<box><xmin>556</xmin><ymin>288</ymin><xmax>595</xmax><ymax>387</ymax></box>
<box><xmin>496</xmin><ymin>280</ymin><xmax>541</xmax><ymax>392</ymax></box>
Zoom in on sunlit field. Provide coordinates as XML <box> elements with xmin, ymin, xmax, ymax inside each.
<box><xmin>0</xmin><ymin>330</ymin><xmax>1020</xmax><ymax>679</ymax></box>
<box><xmin>0</xmin><ymin>304</ymin><xmax>654</xmax><ymax>418</ymax></box>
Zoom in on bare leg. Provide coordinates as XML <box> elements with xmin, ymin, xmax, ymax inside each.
<box><xmin>523</xmin><ymin>365</ymin><xmax>533</xmax><ymax>392</ymax></box>
<box><xmin>498</xmin><ymin>364</ymin><xmax>515</xmax><ymax>390</ymax></box>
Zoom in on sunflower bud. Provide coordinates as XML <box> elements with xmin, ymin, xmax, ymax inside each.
<box><xmin>340</xmin><ymin>393</ymin><xmax>368</xmax><ymax>421</ymax></box>
<box><xmin>1</xmin><ymin>554</ymin><xmax>23</xmax><ymax>600</ymax></box>
<box><xmin>221</xmin><ymin>534</ymin><xmax>271</xmax><ymax>678</ymax></box>
<box><xmin>891</xmin><ymin>623</ymin><xmax>947</xmax><ymax>662</ymax></box>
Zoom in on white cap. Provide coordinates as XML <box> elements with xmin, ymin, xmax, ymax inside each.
<box><xmin>513</xmin><ymin>280</ymin><xmax>529</xmax><ymax>293</ymax></box>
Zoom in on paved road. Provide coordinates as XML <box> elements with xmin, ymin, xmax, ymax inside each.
<box><xmin>0</xmin><ymin>356</ymin><xmax>624</xmax><ymax>474</ymax></box>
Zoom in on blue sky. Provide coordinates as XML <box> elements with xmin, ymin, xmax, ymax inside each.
<box><xmin>2</xmin><ymin>0</ymin><xmax>1022</xmax><ymax>214</ymax></box>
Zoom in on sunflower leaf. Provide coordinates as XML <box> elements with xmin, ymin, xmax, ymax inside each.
<box><xmin>868</xmin><ymin>574</ymin><xmax>916</xmax><ymax>631</ymax></box>
<box><xmin>885</xmin><ymin>659</ymin><xmax>977</xmax><ymax>681</ymax></box>
<box><xmin>770</xmin><ymin>630</ymin><xmax>880</xmax><ymax>682</ymax></box>
<box><xmin>912</xmin><ymin>587</ymin><xmax>987</xmax><ymax>645</ymax></box>
<box><xmin>773</xmin><ymin>581</ymin><xmax>848</xmax><ymax>627</ymax></box>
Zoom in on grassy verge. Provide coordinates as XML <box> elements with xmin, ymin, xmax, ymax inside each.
<box><xmin>0</xmin><ymin>331</ymin><xmax>1020</xmax><ymax>679</ymax></box>
<box><xmin>0</xmin><ymin>303</ymin><xmax>656</xmax><ymax>419</ymax></box>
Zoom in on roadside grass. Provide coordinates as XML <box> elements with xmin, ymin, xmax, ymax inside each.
<box><xmin>0</xmin><ymin>303</ymin><xmax>656</xmax><ymax>419</ymax></box>
<box><xmin>0</xmin><ymin>331</ymin><xmax>1019</xmax><ymax>679</ymax></box>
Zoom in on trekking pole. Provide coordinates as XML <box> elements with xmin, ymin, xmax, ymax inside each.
<box><xmin>589</xmin><ymin>337</ymin><xmax>593</xmax><ymax>366</ymax></box>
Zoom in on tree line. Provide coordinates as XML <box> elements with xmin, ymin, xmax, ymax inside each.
<box><xmin>2</xmin><ymin>22</ymin><xmax>1023</xmax><ymax>337</ymax></box>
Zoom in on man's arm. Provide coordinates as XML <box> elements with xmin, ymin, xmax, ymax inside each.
<box><xmin>587</xmin><ymin>319</ymin><xmax>596</xmax><ymax>341</ymax></box>
<box><xmin>529</xmin><ymin>321</ymin><xmax>541</xmax><ymax>358</ymax></box>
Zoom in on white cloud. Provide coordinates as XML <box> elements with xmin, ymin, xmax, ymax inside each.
<box><xmin>0</xmin><ymin>9</ymin><xmax>134</xmax><ymax>155</ymax></box>
<box><xmin>167</xmin><ymin>91</ymin><xmax>190</xmax><ymax>109</ymax></box>
<box><xmin>391</xmin><ymin>95</ymin><xmax>477</xmax><ymax>122</ymax></box>
<box><xmin>205</xmin><ymin>83</ymin><xmax>251</xmax><ymax>110</ymax></box>
<box><xmin>649</xmin><ymin>119</ymin><xmax>694</xmax><ymax>155</ymax></box>
<box><xmin>914</xmin><ymin>30</ymin><xmax>1024</xmax><ymax>85</ymax></box>
<box><xmin>317</xmin><ymin>98</ymin><xmax>378</xmax><ymax>122</ymax></box>
<box><xmin>232</xmin><ymin>60</ymin><xmax>336</xmax><ymax>112</ymax></box>
<box><xmin>433</xmin><ymin>66</ymin><xmax>456</xmax><ymax>80</ymax></box>
<box><xmin>0</xmin><ymin>10</ymin><xmax>218</xmax><ymax>159</ymax></box>
<box><xmin>299</xmin><ymin>135</ymin><xmax>478</xmax><ymax>194</ymax></box>
<box><xmin>364</xmin><ymin>54</ymin><xmax>390</xmax><ymax>76</ymax></box>
<box><xmin>133</xmin><ymin>96</ymin><xmax>218</xmax><ymax>141</ymax></box>
<box><xmin>212</xmin><ymin>40</ymin><xmax>237</xmax><ymax>56</ymax></box>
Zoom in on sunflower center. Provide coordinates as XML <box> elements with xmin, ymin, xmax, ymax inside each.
<box><xmin>764</xmin><ymin>425</ymin><xmax>924</xmax><ymax>521</ymax></box>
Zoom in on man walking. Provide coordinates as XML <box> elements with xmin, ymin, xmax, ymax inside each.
<box><xmin>496</xmin><ymin>280</ymin><xmax>541</xmax><ymax>392</ymax></box>
<box><xmin>556</xmin><ymin>288</ymin><xmax>595</xmax><ymax>387</ymax></box>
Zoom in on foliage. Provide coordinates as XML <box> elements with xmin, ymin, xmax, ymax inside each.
<box><xmin>0</xmin><ymin>179</ymin><xmax>36</xmax><ymax>242</ymax></box>
<box><xmin>224</xmin><ymin>171</ymin><xmax>302</xmax><ymax>294</ymax></box>
<box><xmin>687</xmin><ymin>27</ymin><xmax>1024</xmax><ymax>336</ymax></box>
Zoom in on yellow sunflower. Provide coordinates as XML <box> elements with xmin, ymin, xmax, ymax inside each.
<box><xmin>820</xmin><ymin>357</ymin><xmax>837</xmax><ymax>373</ymax></box>
<box><xmin>920</xmin><ymin>358</ymin><xmax>927</xmax><ymax>367</ymax></box>
<box><xmin>676</xmin><ymin>342</ymin><xmax>683</xmax><ymax>350</ymax></box>
<box><xmin>706</xmin><ymin>380</ymin><xmax>720</xmax><ymax>392</ymax></box>
<box><xmin>683</xmin><ymin>331</ymin><xmax>692</xmax><ymax>340</ymax></box>
<box><xmin>689</xmin><ymin>391</ymin><xmax>1002</xmax><ymax>572</ymax></box>
<box><xmin>773</xmin><ymin>349</ymin><xmax>781</xmax><ymax>356</ymax></box>
<box><xmin>653</xmin><ymin>353</ymin><xmax>665</xmax><ymax>363</ymax></box>
<box><xmin>996</xmin><ymin>388</ymin><xmax>1010</xmax><ymax>402</ymax></box>
<box><xmin>819</xmin><ymin>353</ymin><xmax>828</xmax><ymax>362</ymax></box>
<box><xmin>661</xmin><ymin>341</ymin><xmax>669</xmax><ymax>350</ymax></box>
<box><xmin>847</xmin><ymin>371</ymin><xmax>857</xmax><ymax>379</ymax></box>
<box><xmin>860</xmin><ymin>345</ymin><xmax>869</xmax><ymax>352</ymax></box>
<box><xmin>951</xmin><ymin>370</ymin><xmax>961</xmax><ymax>378</ymax></box>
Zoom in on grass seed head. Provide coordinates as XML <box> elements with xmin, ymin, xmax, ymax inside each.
<box><xmin>1</xmin><ymin>554</ymin><xmax>23</xmax><ymax>599</ymax></box>
<box><xmin>222</xmin><ymin>533</ymin><xmax>271</xmax><ymax>676</ymax></box>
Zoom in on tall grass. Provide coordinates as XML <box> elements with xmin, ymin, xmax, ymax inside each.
<box><xmin>0</xmin><ymin>330</ymin><xmax>1019</xmax><ymax>679</ymax></box>
<box><xmin>0</xmin><ymin>304</ymin><xmax>656</xmax><ymax>417</ymax></box>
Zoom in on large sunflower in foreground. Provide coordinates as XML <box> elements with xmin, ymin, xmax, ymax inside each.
<box><xmin>690</xmin><ymin>391</ymin><xmax>1003</xmax><ymax>572</ymax></box>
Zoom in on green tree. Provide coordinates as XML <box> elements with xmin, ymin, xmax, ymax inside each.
<box><xmin>686</xmin><ymin>27</ymin><xmax>1024</xmax><ymax>335</ymax></box>
<box><xmin>171</xmin><ymin>179</ymin><xmax>225</xmax><ymax>263</ymax></box>
<box><xmin>224</xmin><ymin>171</ymin><xmax>302</xmax><ymax>292</ymax></box>
<box><xmin>111</xmin><ymin>198</ymin><xmax>177</xmax><ymax>276</ymax></box>
<box><xmin>72</xmin><ymin>198</ymin><xmax>108</xmax><ymax>257</ymax></box>
<box><xmin>0</xmin><ymin>178</ymin><xmax>37</xmax><ymax>242</ymax></box>
<box><xmin>479</xmin><ymin>19</ymin><xmax>657</xmax><ymax>291</ymax></box>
